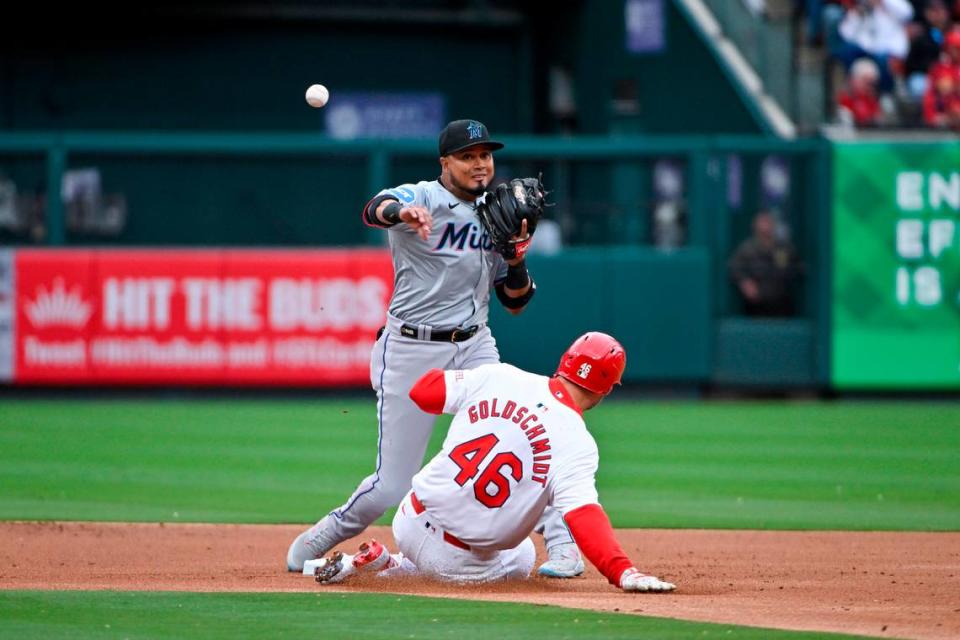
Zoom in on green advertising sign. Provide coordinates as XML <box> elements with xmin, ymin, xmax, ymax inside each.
<box><xmin>832</xmin><ymin>141</ymin><xmax>960</xmax><ymax>389</ymax></box>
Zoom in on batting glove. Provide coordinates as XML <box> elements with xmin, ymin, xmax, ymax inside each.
<box><xmin>620</xmin><ymin>567</ymin><xmax>676</xmax><ymax>592</ymax></box>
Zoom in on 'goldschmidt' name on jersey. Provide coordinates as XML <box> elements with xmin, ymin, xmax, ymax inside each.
<box><xmin>467</xmin><ymin>398</ymin><xmax>552</xmax><ymax>486</ymax></box>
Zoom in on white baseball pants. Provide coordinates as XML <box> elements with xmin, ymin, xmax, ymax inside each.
<box><xmin>391</xmin><ymin>491</ymin><xmax>536</xmax><ymax>582</ymax></box>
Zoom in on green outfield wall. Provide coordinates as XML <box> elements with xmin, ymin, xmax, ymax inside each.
<box><xmin>489</xmin><ymin>247</ymin><xmax>712</xmax><ymax>381</ymax></box>
<box><xmin>832</xmin><ymin>141</ymin><xmax>960</xmax><ymax>389</ymax></box>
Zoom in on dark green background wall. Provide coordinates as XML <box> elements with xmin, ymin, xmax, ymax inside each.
<box><xmin>573</xmin><ymin>1</ymin><xmax>761</xmax><ymax>135</ymax></box>
<box><xmin>2</xmin><ymin>1</ymin><xmax>761</xmax><ymax>137</ymax></box>
<box><xmin>489</xmin><ymin>248</ymin><xmax>712</xmax><ymax>382</ymax></box>
<box><xmin>2</xmin><ymin>22</ymin><xmax>526</xmax><ymax>133</ymax></box>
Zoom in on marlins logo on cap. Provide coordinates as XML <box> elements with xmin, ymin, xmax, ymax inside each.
<box><xmin>438</xmin><ymin>119</ymin><xmax>505</xmax><ymax>156</ymax></box>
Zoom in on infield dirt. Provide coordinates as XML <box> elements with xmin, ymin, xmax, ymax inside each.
<box><xmin>1</xmin><ymin>522</ymin><xmax>958</xmax><ymax>640</ymax></box>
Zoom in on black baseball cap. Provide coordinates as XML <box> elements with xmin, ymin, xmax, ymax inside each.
<box><xmin>438</xmin><ymin>119</ymin><xmax>504</xmax><ymax>156</ymax></box>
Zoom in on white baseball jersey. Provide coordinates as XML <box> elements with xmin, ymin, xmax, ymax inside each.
<box><xmin>411</xmin><ymin>363</ymin><xmax>600</xmax><ymax>551</ymax></box>
<box><xmin>378</xmin><ymin>180</ymin><xmax>508</xmax><ymax>328</ymax></box>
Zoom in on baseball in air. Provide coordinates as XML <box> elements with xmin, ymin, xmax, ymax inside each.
<box><xmin>305</xmin><ymin>84</ymin><xmax>329</xmax><ymax>108</ymax></box>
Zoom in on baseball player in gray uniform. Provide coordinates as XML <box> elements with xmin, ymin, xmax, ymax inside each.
<box><xmin>287</xmin><ymin>119</ymin><xmax>583</xmax><ymax>578</ymax></box>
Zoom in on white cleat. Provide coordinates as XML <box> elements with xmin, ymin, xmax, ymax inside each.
<box><xmin>537</xmin><ymin>542</ymin><xmax>585</xmax><ymax>578</ymax></box>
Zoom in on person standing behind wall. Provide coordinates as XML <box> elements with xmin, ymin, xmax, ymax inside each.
<box><xmin>728</xmin><ymin>211</ymin><xmax>804</xmax><ymax>318</ymax></box>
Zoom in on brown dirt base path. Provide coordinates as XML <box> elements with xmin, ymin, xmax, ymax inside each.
<box><xmin>1</xmin><ymin>523</ymin><xmax>959</xmax><ymax>640</ymax></box>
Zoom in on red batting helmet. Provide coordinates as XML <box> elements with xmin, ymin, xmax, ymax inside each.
<box><xmin>555</xmin><ymin>332</ymin><xmax>626</xmax><ymax>395</ymax></box>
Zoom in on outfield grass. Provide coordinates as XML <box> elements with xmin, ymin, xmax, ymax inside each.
<box><xmin>595</xmin><ymin>401</ymin><xmax>960</xmax><ymax>530</ymax></box>
<box><xmin>0</xmin><ymin>399</ymin><xmax>958</xmax><ymax>529</ymax></box>
<box><xmin>0</xmin><ymin>591</ymin><xmax>869</xmax><ymax>640</ymax></box>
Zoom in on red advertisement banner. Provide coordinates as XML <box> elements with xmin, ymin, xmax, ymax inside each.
<box><xmin>13</xmin><ymin>249</ymin><xmax>393</xmax><ymax>385</ymax></box>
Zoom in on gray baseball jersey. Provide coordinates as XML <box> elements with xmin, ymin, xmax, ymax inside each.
<box><xmin>378</xmin><ymin>180</ymin><xmax>508</xmax><ymax>328</ymax></box>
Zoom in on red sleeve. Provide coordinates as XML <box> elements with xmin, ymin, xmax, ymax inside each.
<box><xmin>564</xmin><ymin>503</ymin><xmax>634</xmax><ymax>587</ymax></box>
<box><xmin>408</xmin><ymin>368</ymin><xmax>447</xmax><ymax>415</ymax></box>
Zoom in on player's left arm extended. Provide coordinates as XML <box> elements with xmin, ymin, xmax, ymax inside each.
<box><xmin>564</xmin><ymin>504</ymin><xmax>633</xmax><ymax>585</ymax></box>
<box><xmin>564</xmin><ymin>504</ymin><xmax>675</xmax><ymax>592</ymax></box>
<box><xmin>494</xmin><ymin>256</ymin><xmax>535</xmax><ymax>315</ymax></box>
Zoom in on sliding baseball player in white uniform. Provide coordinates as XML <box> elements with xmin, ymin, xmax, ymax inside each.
<box><xmin>308</xmin><ymin>332</ymin><xmax>676</xmax><ymax>592</ymax></box>
<box><xmin>287</xmin><ymin>119</ymin><xmax>583</xmax><ymax>578</ymax></box>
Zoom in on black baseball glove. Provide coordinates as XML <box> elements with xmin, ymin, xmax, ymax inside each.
<box><xmin>477</xmin><ymin>175</ymin><xmax>548</xmax><ymax>260</ymax></box>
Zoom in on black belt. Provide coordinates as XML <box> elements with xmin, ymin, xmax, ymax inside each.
<box><xmin>399</xmin><ymin>324</ymin><xmax>479</xmax><ymax>343</ymax></box>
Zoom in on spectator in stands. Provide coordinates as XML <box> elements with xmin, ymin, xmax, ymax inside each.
<box><xmin>904</xmin><ymin>0</ymin><xmax>954</xmax><ymax>100</ymax></box>
<box><xmin>728</xmin><ymin>211</ymin><xmax>803</xmax><ymax>318</ymax></box>
<box><xmin>922</xmin><ymin>66</ymin><xmax>960</xmax><ymax>127</ymax></box>
<box><xmin>933</xmin><ymin>27</ymin><xmax>960</xmax><ymax>71</ymax></box>
<box><xmin>837</xmin><ymin>57</ymin><xmax>886</xmax><ymax>126</ymax></box>
<box><xmin>929</xmin><ymin>29</ymin><xmax>960</xmax><ymax>75</ymax></box>
<box><xmin>836</xmin><ymin>0</ymin><xmax>915</xmax><ymax>92</ymax></box>
<box><xmin>910</xmin><ymin>0</ymin><xmax>959</xmax><ymax>23</ymax></box>
<box><xmin>822</xmin><ymin>1</ymin><xmax>851</xmax><ymax>51</ymax></box>
<box><xmin>797</xmin><ymin>0</ymin><xmax>846</xmax><ymax>45</ymax></box>
<box><xmin>922</xmin><ymin>32</ymin><xmax>960</xmax><ymax>128</ymax></box>
<box><xmin>920</xmin><ymin>0</ymin><xmax>960</xmax><ymax>20</ymax></box>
